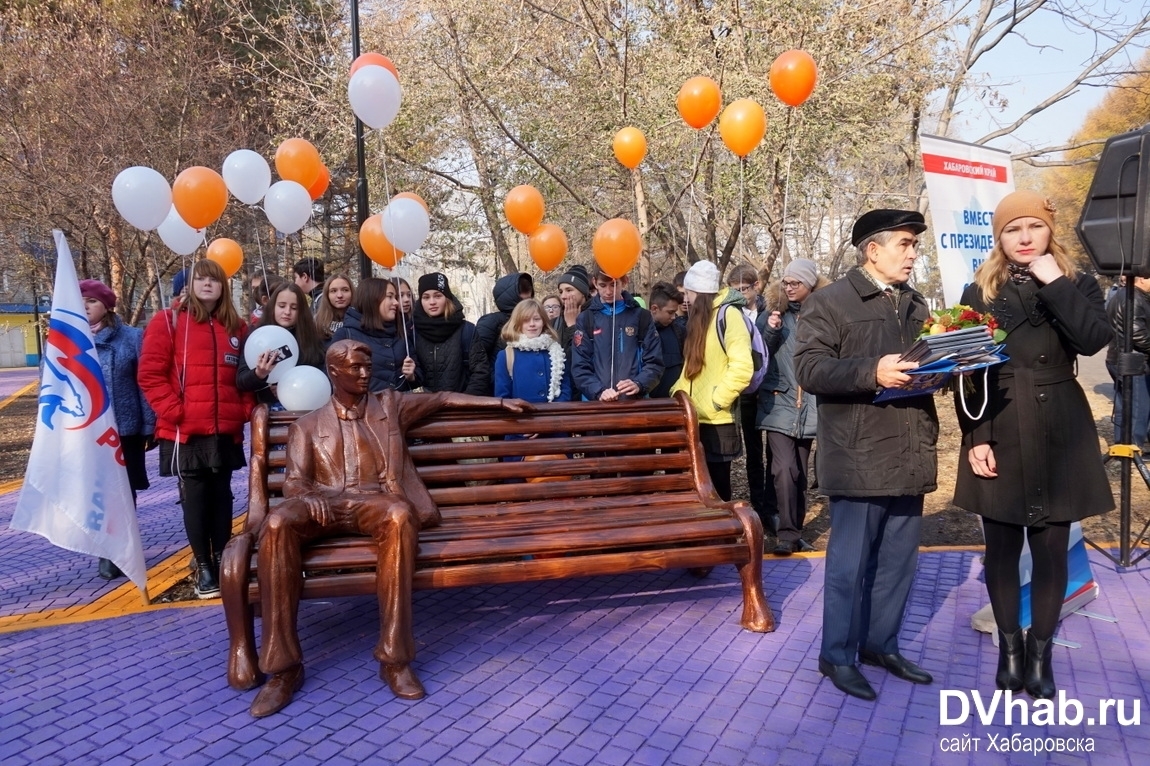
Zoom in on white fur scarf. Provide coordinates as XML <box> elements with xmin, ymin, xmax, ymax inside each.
<box><xmin>508</xmin><ymin>334</ymin><xmax>566</xmax><ymax>402</ymax></box>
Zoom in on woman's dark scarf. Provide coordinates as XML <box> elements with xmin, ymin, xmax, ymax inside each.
<box><xmin>412</xmin><ymin>297</ymin><xmax>465</xmax><ymax>344</ymax></box>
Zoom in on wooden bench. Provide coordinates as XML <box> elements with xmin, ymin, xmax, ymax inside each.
<box><xmin>221</xmin><ymin>393</ymin><xmax>774</xmax><ymax>690</ymax></box>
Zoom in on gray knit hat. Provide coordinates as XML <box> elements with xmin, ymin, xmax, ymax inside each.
<box><xmin>783</xmin><ymin>259</ymin><xmax>818</xmax><ymax>289</ymax></box>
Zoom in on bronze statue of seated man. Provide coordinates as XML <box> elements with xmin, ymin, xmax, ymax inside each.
<box><xmin>249</xmin><ymin>339</ymin><xmax>531</xmax><ymax>717</ymax></box>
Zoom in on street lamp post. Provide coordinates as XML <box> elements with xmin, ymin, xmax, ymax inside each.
<box><xmin>350</xmin><ymin>0</ymin><xmax>372</xmax><ymax>279</ymax></box>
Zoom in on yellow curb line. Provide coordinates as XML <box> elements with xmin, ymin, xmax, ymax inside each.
<box><xmin>0</xmin><ymin>515</ymin><xmax>247</xmax><ymax>634</ymax></box>
<box><xmin>0</xmin><ymin>381</ymin><xmax>36</xmax><ymax>413</ymax></box>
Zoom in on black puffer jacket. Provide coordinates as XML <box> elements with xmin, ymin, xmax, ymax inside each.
<box><xmin>794</xmin><ymin>267</ymin><xmax>938</xmax><ymax>497</ymax></box>
<box><xmin>332</xmin><ymin>307</ymin><xmax>421</xmax><ymax>392</ymax></box>
<box><xmin>413</xmin><ymin>321</ymin><xmax>488</xmax><ymax>394</ymax></box>
<box><xmin>472</xmin><ymin>273</ymin><xmax>533</xmax><ymax>395</ymax></box>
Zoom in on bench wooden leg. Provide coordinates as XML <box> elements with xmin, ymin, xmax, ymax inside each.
<box><xmin>731</xmin><ymin>503</ymin><xmax>776</xmax><ymax>633</ymax></box>
<box><xmin>221</xmin><ymin>532</ymin><xmax>264</xmax><ymax>690</ymax></box>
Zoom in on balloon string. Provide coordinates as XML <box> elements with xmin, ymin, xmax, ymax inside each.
<box><xmin>779</xmin><ymin>110</ymin><xmax>796</xmax><ymax>262</ymax></box>
<box><xmin>148</xmin><ymin>246</ymin><xmax>167</xmax><ymax>309</ymax></box>
<box><xmin>739</xmin><ymin>159</ymin><xmax>746</xmax><ymax>256</ymax></box>
<box><xmin>253</xmin><ymin>224</ymin><xmax>269</xmax><ymax>302</ymax></box>
<box><xmin>782</xmin><ymin>144</ymin><xmax>791</xmax><ymax>261</ymax></box>
<box><xmin>391</xmin><ymin>274</ymin><xmax>412</xmax><ymax>374</ymax></box>
<box><xmin>609</xmin><ymin>305</ymin><xmax>616</xmax><ymax>395</ymax></box>
<box><xmin>379</xmin><ymin>135</ymin><xmax>411</xmax><ymax>347</ymax></box>
<box><xmin>380</xmin><ymin>136</ymin><xmax>393</xmax><ymax>202</ymax></box>
<box><xmin>687</xmin><ymin>131</ymin><xmax>698</xmax><ymax>261</ymax></box>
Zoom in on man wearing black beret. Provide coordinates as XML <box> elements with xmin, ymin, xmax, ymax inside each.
<box><xmin>793</xmin><ymin>209</ymin><xmax>939</xmax><ymax>701</ymax></box>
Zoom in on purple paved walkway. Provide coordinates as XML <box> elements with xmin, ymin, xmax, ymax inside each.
<box><xmin>2</xmin><ymin>549</ymin><xmax>1148</xmax><ymax>765</ymax></box>
<box><xmin>0</xmin><ymin>443</ymin><xmax>249</xmax><ymax>617</ymax></box>
<box><xmin>3</xmin><ymin>352</ymin><xmax>1146</xmax><ymax>763</ymax></box>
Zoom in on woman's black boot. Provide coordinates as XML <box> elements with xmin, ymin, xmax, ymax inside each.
<box><xmin>996</xmin><ymin>629</ymin><xmax>1024</xmax><ymax>692</ymax></box>
<box><xmin>98</xmin><ymin>558</ymin><xmax>124</xmax><ymax>580</ymax></box>
<box><xmin>1024</xmin><ymin>632</ymin><xmax>1056</xmax><ymax>699</ymax></box>
<box><xmin>195</xmin><ymin>556</ymin><xmax>221</xmax><ymax>599</ymax></box>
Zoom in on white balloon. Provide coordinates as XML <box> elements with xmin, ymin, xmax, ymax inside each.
<box><xmin>382</xmin><ymin>197</ymin><xmax>431</xmax><ymax>253</ymax></box>
<box><xmin>244</xmin><ymin>325</ymin><xmax>299</xmax><ymax>384</ymax></box>
<box><xmin>222</xmin><ymin>149</ymin><xmax>272</xmax><ymax>205</ymax></box>
<box><xmin>112</xmin><ymin>166</ymin><xmax>172</xmax><ymax>231</ymax></box>
<box><xmin>156</xmin><ymin>205</ymin><xmax>205</xmax><ymax>256</ymax></box>
<box><xmin>347</xmin><ymin>65</ymin><xmax>402</xmax><ymax>130</ymax></box>
<box><xmin>277</xmin><ymin>366</ymin><xmax>332</xmax><ymax>412</ymax></box>
<box><xmin>263</xmin><ymin>180</ymin><xmax>313</xmax><ymax>234</ymax></box>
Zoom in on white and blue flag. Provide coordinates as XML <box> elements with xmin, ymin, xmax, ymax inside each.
<box><xmin>10</xmin><ymin>230</ymin><xmax>148</xmax><ymax>600</ymax></box>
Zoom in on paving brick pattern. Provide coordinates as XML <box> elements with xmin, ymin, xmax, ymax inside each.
<box><xmin>0</xmin><ymin>446</ymin><xmax>249</xmax><ymax>617</ymax></box>
<box><xmin>2</xmin><ymin>549</ymin><xmax>1148</xmax><ymax>765</ymax></box>
<box><xmin>1</xmin><ymin>366</ymin><xmax>1147</xmax><ymax>763</ymax></box>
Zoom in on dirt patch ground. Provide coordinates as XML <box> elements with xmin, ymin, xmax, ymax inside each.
<box><xmin>0</xmin><ymin>396</ymin><xmax>37</xmax><ymax>484</ymax></box>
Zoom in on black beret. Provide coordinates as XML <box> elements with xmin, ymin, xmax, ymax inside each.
<box><xmin>851</xmin><ymin>209</ymin><xmax>927</xmax><ymax>247</ymax></box>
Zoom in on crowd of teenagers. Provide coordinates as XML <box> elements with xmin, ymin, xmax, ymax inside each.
<box><xmin>96</xmin><ymin>191</ymin><xmax>1112</xmax><ymax>705</ymax></box>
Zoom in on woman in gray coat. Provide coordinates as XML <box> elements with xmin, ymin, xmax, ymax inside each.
<box><xmin>955</xmin><ymin>191</ymin><xmax>1113</xmax><ymax>700</ymax></box>
<box><xmin>757</xmin><ymin>259</ymin><xmax>829</xmax><ymax>556</ymax></box>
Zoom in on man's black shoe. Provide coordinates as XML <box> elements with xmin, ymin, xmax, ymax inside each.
<box><xmin>795</xmin><ymin>539</ymin><xmax>815</xmax><ymax>553</ymax></box>
<box><xmin>818</xmin><ymin>657</ymin><xmax>877</xmax><ymax>701</ymax></box>
<box><xmin>772</xmin><ymin>541</ymin><xmax>793</xmax><ymax>556</ymax></box>
<box><xmin>858</xmin><ymin>650</ymin><xmax>933</xmax><ymax>685</ymax></box>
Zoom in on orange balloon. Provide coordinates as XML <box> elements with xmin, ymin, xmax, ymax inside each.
<box><xmin>206</xmin><ymin>238</ymin><xmax>243</xmax><ymax>278</ymax></box>
<box><xmin>612</xmin><ymin>127</ymin><xmax>647</xmax><ymax>170</ymax></box>
<box><xmin>677</xmin><ymin>76</ymin><xmax>722</xmax><ymax>130</ymax></box>
<box><xmin>307</xmin><ymin>165</ymin><xmax>330</xmax><ymax>200</ymax></box>
<box><xmin>172</xmin><ymin>166</ymin><xmax>228</xmax><ymax>229</ymax></box>
<box><xmin>528</xmin><ymin>224</ymin><xmax>569</xmax><ymax>272</ymax></box>
<box><xmin>719</xmin><ymin>99</ymin><xmax>767</xmax><ymax>158</ymax></box>
<box><xmin>359</xmin><ymin>214</ymin><xmax>403</xmax><ymax>268</ymax></box>
<box><xmin>504</xmin><ymin>185</ymin><xmax>545</xmax><ymax>236</ymax></box>
<box><xmin>770</xmin><ymin>50</ymin><xmax>818</xmax><ymax>107</ymax></box>
<box><xmin>393</xmin><ymin>191</ymin><xmax>428</xmax><ymax>212</ymax></box>
<box><xmin>350</xmin><ymin>52</ymin><xmax>399</xmax><ymax>80</ymax></box>
<box><xmin>274</xmin><ymin>138</ymin><xmax>322</xmax><ymax>189</ymax></box>
<box><xmin>592</xmin><ymin>219</ymin><xmax>642</xmax><ymax>279</ymax></box>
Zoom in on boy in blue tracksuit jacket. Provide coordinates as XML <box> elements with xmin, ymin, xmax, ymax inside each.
<box><xmin>571</xmin><ymin>267</ymin><xmax>664</xmax><ymax>401</ymax></box>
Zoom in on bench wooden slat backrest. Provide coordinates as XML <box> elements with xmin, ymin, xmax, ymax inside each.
<box><xmin>245</xmin><ymin>393</ymin><xmax>718</xmax><ymax>534</ymax></box>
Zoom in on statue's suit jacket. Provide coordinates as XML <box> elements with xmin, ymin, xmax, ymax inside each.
<box><xmin>283</xmin><ymin>390</ymin><xmax>452</xmax><ymax>529</ymax></box>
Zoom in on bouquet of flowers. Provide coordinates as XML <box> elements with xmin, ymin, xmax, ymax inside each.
<box><xmin>922</xmin><ymin>305</ymin><xmax>1006</xmax><ymax>343</ymax></box>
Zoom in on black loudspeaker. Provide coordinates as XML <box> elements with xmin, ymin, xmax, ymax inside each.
<box><xmin>1076</xmin><ymin>123</ymin><xmax>1150</xmax><ymax>277</ymax></box>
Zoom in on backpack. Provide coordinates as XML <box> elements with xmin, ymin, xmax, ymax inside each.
<box><xmin>716</xmin><ymin>307</ymin><xmax>768</xmax><ymax>395</ymax></box>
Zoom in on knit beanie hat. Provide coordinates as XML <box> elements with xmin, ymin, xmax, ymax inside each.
<box><xmin>783</xmin><ymin>259</ymin><xmax>819</xmax><ymax>290</ymax></box>
<box><xmin>417</xmin><ymin>272</ymin><xmax>457</xmax><ymax>302</ymax></box>
<box><xmin>79</xmin><ymin>279</ymin><xmax>116</xmax><ymax>311</ymax></box>
<box><xmin>683</xmin><ymin>261</ymin><xmax>721</xmax><ymax>294</ymax></box>
<box><xmin>557</xmin><ymin>264</ymin><xmax>591</xmax><ymax>299</ymax></box>
<box><xmin>993</xmin><ymin>191</ymin><xmax>1056</xmax><ymax>242</ymax></box>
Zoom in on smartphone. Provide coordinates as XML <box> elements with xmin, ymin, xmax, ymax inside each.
<box><xmin>271</xmin><ymin>344</ymin><xmax>293</xmax><ymax>364</ymax></box>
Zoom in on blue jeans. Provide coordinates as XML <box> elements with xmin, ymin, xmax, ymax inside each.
<box><xmin>1106</xmin><ymin>362</ymin><xmax>1150</xmax><ymax>447</ymax></box>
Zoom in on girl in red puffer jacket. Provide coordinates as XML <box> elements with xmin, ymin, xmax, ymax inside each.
<box><xmin>139</xmin><ymin>259</ymin><xmax>254</xmax><ymax>598</ymax></box>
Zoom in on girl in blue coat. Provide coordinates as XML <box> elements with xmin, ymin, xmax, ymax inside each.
<box><xmin>494</xmin><ymin>299</ymin><xmax>571</xmax><ymax>404</ymax></box>
<box><xmin>333</xmin><ymin>278</ymin><xmax>421</xmax><ymax>392</ymax></box>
